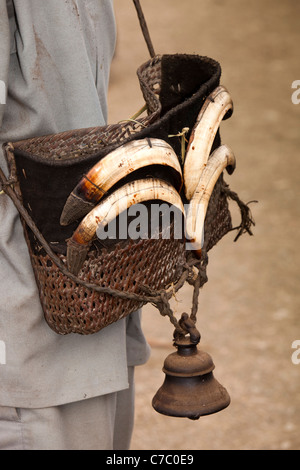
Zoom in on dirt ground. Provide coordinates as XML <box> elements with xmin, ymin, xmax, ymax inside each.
<box><xmin>107</xmin><ymin>0</ymin><xmax>300</xmax><ymax>450</ymax></box>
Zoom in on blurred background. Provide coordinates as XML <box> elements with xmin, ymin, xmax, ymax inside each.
<box><xmin>108</xmin><ymin>0</ymin><xmax>300</xmax><ymax>450</ymax></box>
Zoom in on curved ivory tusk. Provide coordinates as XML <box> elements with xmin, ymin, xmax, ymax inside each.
<box><xmin>184</xmin><ymin>85</ymin><xmax>233</xmax><ymax>200</ymax></box>
<box><xmin>185</xmin><ymin>144</ymin><xmax>236</xmax><ymax>257</ymax></box>
<box><xmin>67</xmin><ymin>178</ymin><xmax>185</xmax><ymax>275</ymax></box>
<box><xmin>60</xmin><ymin>138</ymin><xmax>182</xmax><ymax>226</ymax></box>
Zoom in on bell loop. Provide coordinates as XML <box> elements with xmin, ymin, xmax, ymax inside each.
<box><xmin>174</xmin><ymin>312</ymin><xmax>201</xmax><ymax>345</ymax></box>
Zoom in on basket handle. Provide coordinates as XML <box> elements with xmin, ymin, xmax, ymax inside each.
<box><xmin>132</xmin><ymin>0</ymin><xmax>156</xmax><ymax>58</ymax></box>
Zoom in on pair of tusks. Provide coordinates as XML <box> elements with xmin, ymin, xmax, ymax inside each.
<box><xmin>184</xmin><ymin>85</ymin><xmax>233</xmax><ymax>200</ymax></box>
<box><xmin>66</xmin><ymin>178</ymin><xmax>185</xmax><ymax>275</ymax></box>
<box><xmin>183</xmin><ymin>86</ymin><xmax>236</xmax><ymax>255</ymax></box>
<box><xmin>60</xmin><ymin>138</ymin><xmax>183</xmax><ymax>226</ymax></box>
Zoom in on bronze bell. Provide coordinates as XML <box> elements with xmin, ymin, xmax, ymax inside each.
<box><xmin>152</xmin><ymin>316</ymin><xmax>230</xmax><ymax>420</ymax></box>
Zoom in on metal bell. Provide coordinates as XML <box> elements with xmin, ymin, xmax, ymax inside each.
<box><xmin>152</xmin><ymin>324</ymin><xmax>230</xmax><ymax>420</ymax></box>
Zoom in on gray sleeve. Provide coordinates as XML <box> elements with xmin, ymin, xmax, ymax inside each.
<box><xmin>0</xmin><ymin>0</ymin><xmax>10</xmax><ymax>127</ymax></box>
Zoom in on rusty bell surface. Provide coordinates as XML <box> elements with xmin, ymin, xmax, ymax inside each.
<box><xmin>152</xmin><ymin>336</ymin><xmax>230</xmax><ymax>420</ymax></box>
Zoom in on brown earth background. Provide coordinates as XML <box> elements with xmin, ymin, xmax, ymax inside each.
<box><xmin>107</xmin><ymin>0</ymin><xmax>300</xmax><ymax>450</ymax></box>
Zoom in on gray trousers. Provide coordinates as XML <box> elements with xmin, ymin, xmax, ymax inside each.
<box><xmin>0</xmin><ymin>367</ymin><xmax>135</xmax><ymax>450</ymax></box>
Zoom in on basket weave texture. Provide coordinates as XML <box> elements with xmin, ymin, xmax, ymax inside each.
<box><xmin>8</xmin><ymin>54</ymin><xmax>232</xmax><ymax>335</ymax></box>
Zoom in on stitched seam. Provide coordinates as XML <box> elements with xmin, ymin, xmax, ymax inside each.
<box><xmin>15</xmin><ymin>408</ymin><xmax>26</xmax><ymax>450</ymax></box>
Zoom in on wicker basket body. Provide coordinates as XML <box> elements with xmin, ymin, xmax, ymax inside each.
<box><xmin>5</xmin><ymin>54</ymin><xmax>232</xmax><ymax>335</ymax></box>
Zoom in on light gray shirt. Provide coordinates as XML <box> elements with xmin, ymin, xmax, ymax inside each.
<box><xmin>0</xmin><ymin>0</ymin><xmax>150</xmax><ymax>408</ymax></box>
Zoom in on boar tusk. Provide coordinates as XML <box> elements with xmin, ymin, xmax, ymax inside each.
<box><xmin>60</xmin><ymin>138</ymin><xmax>183</xmax><ymax>226</ymax></box>
<box><xmin>66</xmin><ymin>178</ymin><xmax>185</xmax><ymax>275</ymax></box>
<box><xmin>185</xmin><ymin>144</ymin><xmax>236</xmax><ymax>257</ymax></box>
<box><xmin>184</xmin><ymin>86</ymin><xmax>233</xmax><ymax>200</ymax></box>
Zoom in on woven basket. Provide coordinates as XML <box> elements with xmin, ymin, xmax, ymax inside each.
<box><xmin>4</xmin><ymin>54</ymin><xmax>233</xmax><ymax>335</ymax></box>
